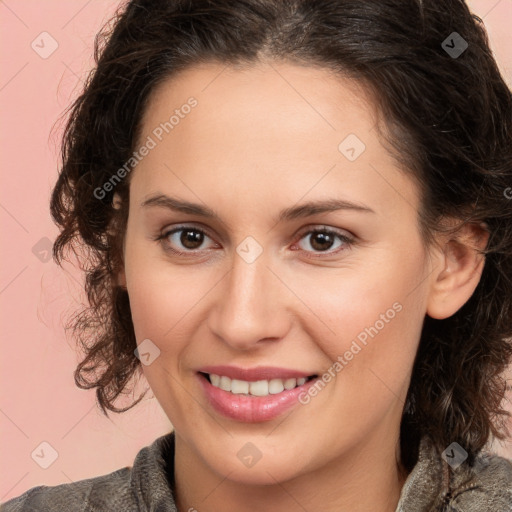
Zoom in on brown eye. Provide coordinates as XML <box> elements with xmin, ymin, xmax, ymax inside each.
<box><xmin>159</xmin><ymin>226</ymin><xmax>216</xmax><ymax>255</ymax></box>
<box><xmin>307</xmin><ymin>231</ymin><xmax>336</xmax><ymax>251</ymax></box>
<box><xmin>295</xmin><ymin>228</ymin><xmax>354</xmax><ymax>257</ymax></box>
<box><xmin>177</xmin><ymin>228</ymin><xmax>205</xmax><ymax>250</ymax></box>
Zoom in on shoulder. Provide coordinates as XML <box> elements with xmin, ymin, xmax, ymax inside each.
<box><xmin>447</xmin><ymin>447</ymin><xmax>512</xmax><ymax>511</ymax></box>
<box><xmin>0</xmin><ymin>467</ymin><xmax>133</xmax><ymax>512</ymax></box>
<box><xmin>0</xmin><ymin>432</ymin><xmax>177</xmax><ymax>512</ymax></box>
<box><xmin>397</xmin><ymin>436</ymin><xmax>512</xmax><ymax>512</ymax></box>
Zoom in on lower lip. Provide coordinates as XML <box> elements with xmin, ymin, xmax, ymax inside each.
<box><xmin>197</xmin><ymin>373</ymin><xmax>319</xmax><ymax>423</ymax></box>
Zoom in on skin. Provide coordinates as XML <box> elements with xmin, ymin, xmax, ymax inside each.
<box><xmin>116</xmin><ymin>61</ymin><xmax>488</xmax><ymax>512</ymax></box>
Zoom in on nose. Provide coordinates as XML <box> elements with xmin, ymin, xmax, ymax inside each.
<box><xmin>207</xmin><ymin>249</ymin><xmax>292</xmax><ymax>351</ymax></box>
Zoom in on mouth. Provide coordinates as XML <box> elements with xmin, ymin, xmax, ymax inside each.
<box><xmin>197</xmin><ymin>370</ymin><xmax>322</xmax><ymax>422</ymax></box>
<box><xmin>198</xmin><ymin>371</ymin><xmax>319</xmax><ymax>397</ymax></box>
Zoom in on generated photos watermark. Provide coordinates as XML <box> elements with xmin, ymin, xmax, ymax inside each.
<box><xmin>298</xmin><ymin>301</ymin><xmax>403</xmax><ymax>405</ymax></box>
<box><xmin>94</xmin><ymin>97</ymin><xmax>198</xmax><ymax>200</ymax></box>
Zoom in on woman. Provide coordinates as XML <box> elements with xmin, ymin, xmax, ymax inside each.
<box><xmin>2</xmin><ymin>0</ymin><xmax>512</xmax><ymax>510</ymax></box>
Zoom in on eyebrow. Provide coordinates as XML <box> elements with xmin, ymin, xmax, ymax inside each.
<box><xmin>141</xmin><ymin>194</ymin><xmax>376</xmax><ymax>223</ymax></box>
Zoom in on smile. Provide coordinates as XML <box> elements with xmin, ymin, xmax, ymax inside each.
<box><xmin>197</xmin><ymin>371</ymin><xmax>321</xmax><ymax>422</ymax></box>
<box><xmin>202</xmin><ymin>372</ymin><xmax>317</xmax><ymax>396</ymax></box>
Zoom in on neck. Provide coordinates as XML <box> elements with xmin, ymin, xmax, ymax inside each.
<box><xmin>173</xmin><ymin>429</ymin><xmax>409</xmax><ymax>512</ymax></box>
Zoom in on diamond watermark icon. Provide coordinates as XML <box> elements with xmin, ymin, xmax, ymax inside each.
<box><xmin>441</xmin><ymin>32</ymin><xmax>468</xmax><ymax>59</ymax></box>
<box><xmin>31</xmin><ymin>32</ymin><xmax>59</xmax><ymax>59</ymax></box>
<box><xmin>338</xmin><ymin>134</ymin><xmax>366</xmax><ymax>161</ymax></box>
<box><xmin>237</xmin><ymin>442</ymin><xmax>263</xmax><ymax>468</ymax></box>
<box><xmin>32</xmin><ymin>237</ymin><xmax>53</xmax><ymax>263</ymax></box>
<box><xmin>441</xmin><ymin>442</ymin><xmax>468</xmax><ymax>469</ymax></box>
<box><xmin>134</xmin><ymin>338</ymin><xmax>161</xmax><ymax>366</ymax></box>
<box><xmin>31</xmin><ymin>441</ymin><xmax>59</xmax><ymax>469</ymax></box>
<box><xmin>236</xmin><ymin>236</ymin><xmax>263</xmax><ymax>264</ymax></box>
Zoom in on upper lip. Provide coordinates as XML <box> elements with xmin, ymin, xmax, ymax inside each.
<box><xmin>197</xmin><ymin>365</ymin><xmax>317</xmax><ymax>381</ymax></box>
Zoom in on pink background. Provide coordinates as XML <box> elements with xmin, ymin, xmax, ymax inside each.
<box><xmin>1</xmin><ymin>0</ymin><xmax>511</xmax><ymax>501</ymax></box>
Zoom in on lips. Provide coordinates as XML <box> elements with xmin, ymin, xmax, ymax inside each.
<box><xmin>197</xmin><ymin>370</ymin><xmax>321</xmax><ymax>422</ymax></box>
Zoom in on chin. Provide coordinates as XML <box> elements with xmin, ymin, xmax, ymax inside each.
<box><xmin>217</xmin><ymin>460</ymin><xmax>303</xmax><ymax>486</ymax></box>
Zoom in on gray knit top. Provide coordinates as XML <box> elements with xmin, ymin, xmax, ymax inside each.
<box><xmin>1</xmin><ymin>431</ymin><xmax>511</xmax><ymax>511</ymax></box>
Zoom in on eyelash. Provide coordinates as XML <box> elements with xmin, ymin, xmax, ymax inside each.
<box><xmin>154</xmin><ymin>224</ymin><xmax>355</xmax><ymax>259</ymax></box>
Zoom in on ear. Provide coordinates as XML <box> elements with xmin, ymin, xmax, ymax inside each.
<box><xmin>117</xmin><ymin>261</ymin><xmax>127</xmax><ymax>289</ymax></box>
<box><xmin>112</xmin><ymin>192</ymin><xmax>127</xmax><ymax>289</ymax></box>
<box><xmin>426</xmin><ymin>221</ymin><xmax>489</xmax><ymax>320</ymax></box>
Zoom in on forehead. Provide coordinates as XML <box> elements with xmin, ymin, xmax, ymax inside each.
<box><xmin>130</xmin><ymin>61</ymin><xmax>420</xmax><ymax>221</ymax></box>
<box><xmin>140</xmin><ymin>60</ymin><xmax>379</xmax><ymax>145</ymax></box>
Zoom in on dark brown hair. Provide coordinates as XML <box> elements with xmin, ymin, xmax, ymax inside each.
<box><xmin>50</xmin><ymin>0</ymin><xmax>512</xmax><ymax>471</ymax></box>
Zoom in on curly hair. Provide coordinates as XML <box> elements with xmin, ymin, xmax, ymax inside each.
<box><xmin>50</xmin><ymin>0</ymin><xmax>512</xmax><ymax>472</ymax></box>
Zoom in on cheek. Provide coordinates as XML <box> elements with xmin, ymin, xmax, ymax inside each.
<box><xmin>301</xmin><ymin>258</ymin><xmax>423</xmax><ymax>348</ymax></box>
<box><xmin>124</xmin><ymin>233</ymin><xmax>191</xmax><ymax>335</ymax></box>
<box><xmin>299</xmin><ymin>246</ymin><xmax>427</xmax><ymax>400</ymax></box>
<box><xmin>124</xmin><ymin>240</ymin><xmax>216</xmax><ymax>375</ymax></box>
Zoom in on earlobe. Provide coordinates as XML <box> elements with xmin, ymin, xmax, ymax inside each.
<box><xmin>112</xmin><ymin>192</ymin><xmax>127</xmax><ymax>290</ymax></box>
<box><xmin>113</xmin><ymin>192</ymin><xmax>122</xmax><ymax>210</ymax></box>
<box><xmin>117</xmin><ymin>269</ymin><xmax>127</xmax><ymax>289</ymax></box>
<box><xmin>426</xmin><ymin>222</ymin><xmax>489</xmax><ymax>320</ymax></box>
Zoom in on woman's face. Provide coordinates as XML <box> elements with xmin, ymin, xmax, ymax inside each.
<box><xmin>121</xmin><ymin>61</ymin><xmax>436</xmax><ymax>484</ymax></box>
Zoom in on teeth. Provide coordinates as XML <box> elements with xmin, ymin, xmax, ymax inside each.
<box><xmin>269</xmin><ymin>379</ymin><xmax>284</xmax><ymax>394</ymax></box>
<box><xmin>219</xmin><ymin>376</ymin><xmax>231</xmax><ymax>392</ymax></box>
<box><xmin>249</xmin><ymin>380</ymin><xmax>268</xmax><ymax>396</ymax></box>
<box><xmin>284</xmin><ymin>378</ymin><xmax>297</xmax><ymax>390</ymax></box>
<box><xmin>231</xmin><ymin>379</ymin><xmax>249</xmax><ymax>394</ymax></box>
<box><xmin>207</xmin><ymin>374</ymin><xmax>311</xmax><ymax>396</ymax></box>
